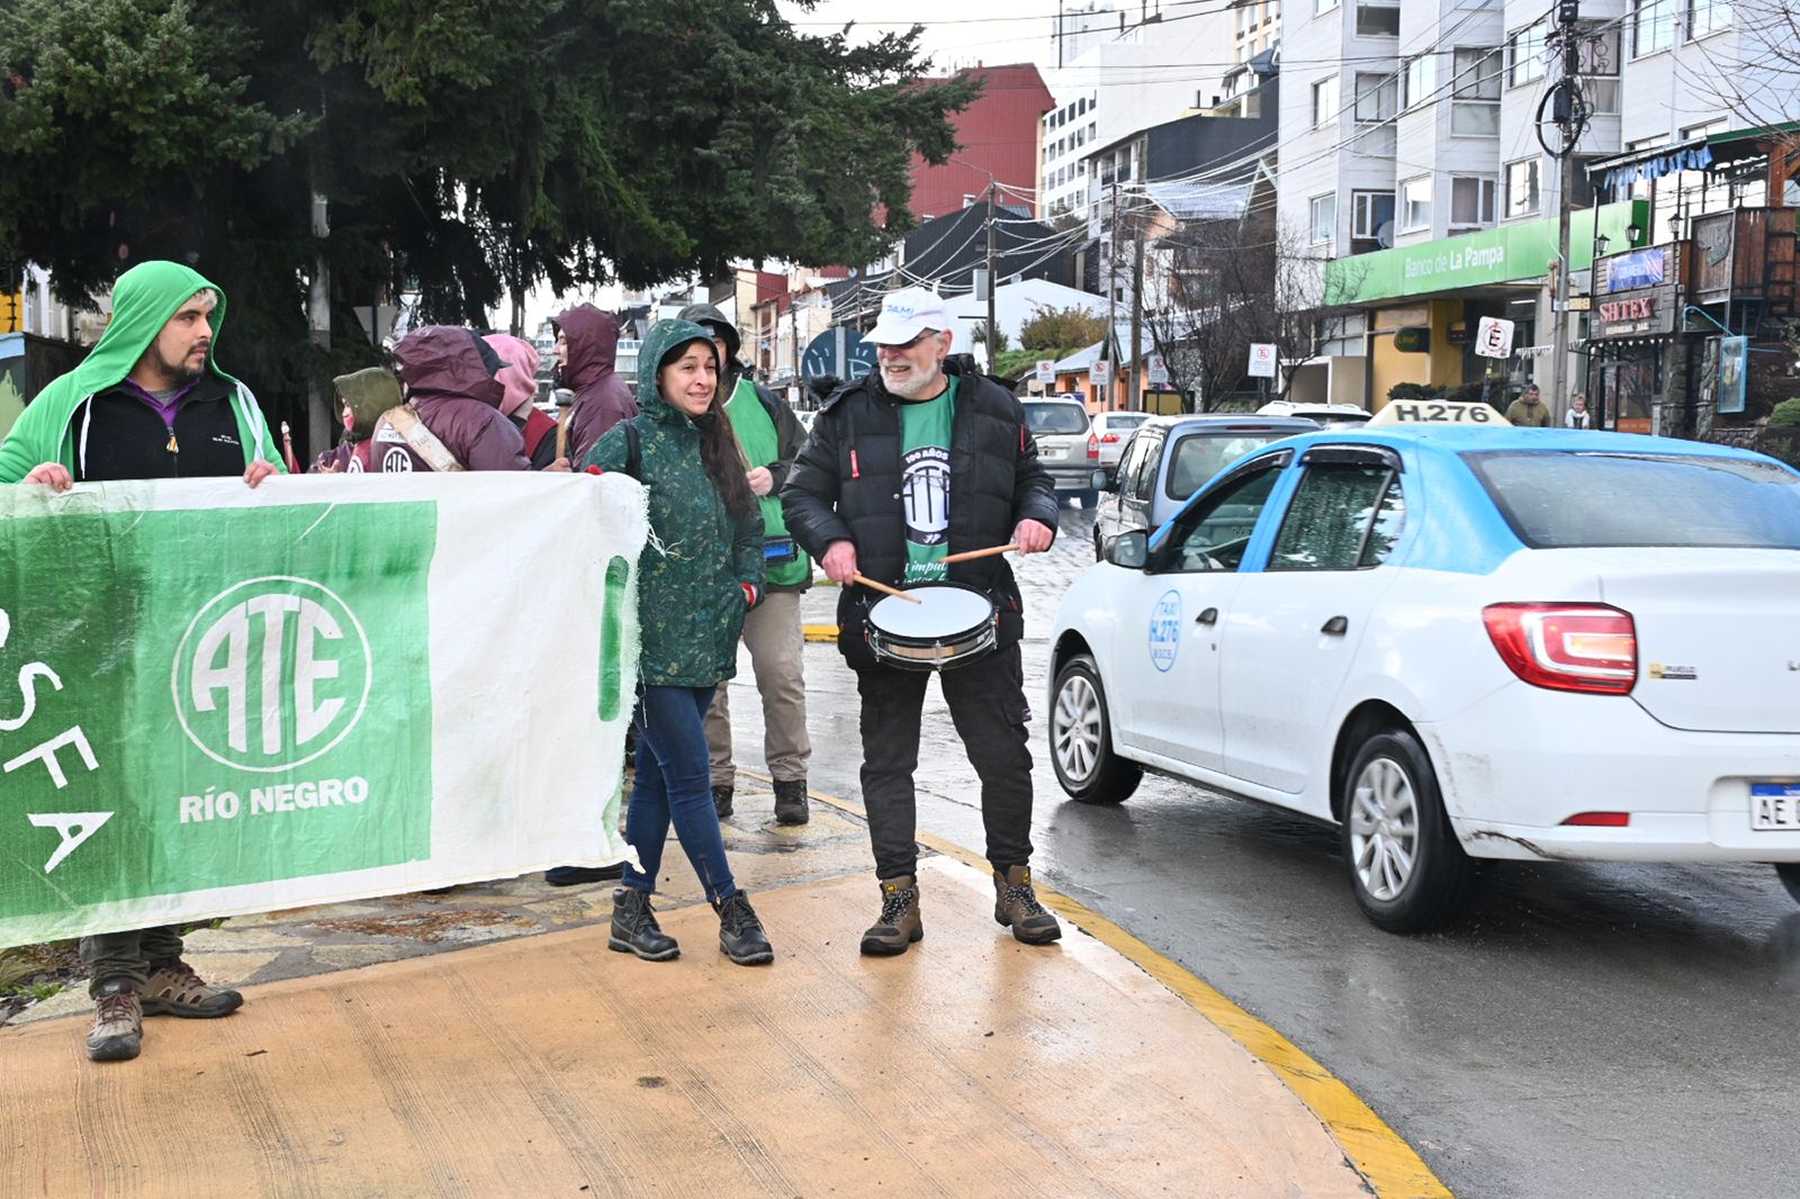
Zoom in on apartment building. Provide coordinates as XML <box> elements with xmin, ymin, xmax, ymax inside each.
<box><xmin>1282</xmin><ymin>0</ymin><xmax>1799</xmax><ymax>417</ymax></box>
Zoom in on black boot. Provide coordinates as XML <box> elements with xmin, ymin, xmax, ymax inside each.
<box><xmin>713</xmin><ymin>784</ymin><xmax>734</xmax><ymax>819</ymax></box>
<box><xmin>609</xmin><ymin>887</ymin><xmax>679</xmax><ymax>961</ymax></box>
<box><xmin>773</xmin><ymin>779</ymin><xmax>810</xmax><ymax>826</ymax></box>
<box><xmin>714</xmin><ymin>891</ymin><xmax>774</xmax><ymax>966</ymax></box>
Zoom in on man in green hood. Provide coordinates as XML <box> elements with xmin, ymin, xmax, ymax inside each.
<box><xmin>0</xmin><ymin>260</ymin><xmax>282</xmax><ymax>489</ymax></box>
<box><xmin>0</xmin><ymin>260</ymin><xmax>280</xmax><ymax>1063</ymax></box>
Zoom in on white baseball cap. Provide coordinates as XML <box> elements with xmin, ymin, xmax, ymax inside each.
<box><xmin>867</xmin><ymin>287</ymin><xmax>951</xmax><ymax>346</ymax></box>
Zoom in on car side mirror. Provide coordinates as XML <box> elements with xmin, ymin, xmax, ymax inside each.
<box><xmin>1091</xmin><ymin>469</ymin><xmax>1116</xmax><ymax>493</ymax></box>
<box><xmin>1103</xmin><ymin>530</ymin><xmax>1148</xmax><ymax>569</ymax></box>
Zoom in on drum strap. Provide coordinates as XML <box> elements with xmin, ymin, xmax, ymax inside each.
<box><xmin>379</xmin><ymin>405</ymin><xmax>464</xmax><ymax>473</ymax></box>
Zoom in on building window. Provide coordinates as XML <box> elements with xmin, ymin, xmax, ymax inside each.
<box><xmin>1681</xmin><ymin>117</ymin><xmax>1729</xmax><ymax>140</ymax></box>
<box><xmin>1508</xmin><ymin>22</ymin><xmax>1546</xmax><ymax>86</ymax></box>
<box><xmin>1400</xmin><ymin>177</ymin><xmax>1432</xmax><ymax>232</ymax></box>
<box><xmin>1313</xmin><ymin>76</ymin><xmax>1340</xmax><ymax>128</ymax></box>
<box><xmin>1505</xmin><ymin>158</ymin><xmax>1541</xmax><ymax>218</ymax></box>
<box><xmin>1579</xmin><ymin>25</ymin><xmax>1622</xmax><ymax>113</ymax></box>
<box><xmin>1353</xmin><ymin>190</ymin><xmax>1396</xmax><ymax>239</ymax></box>
<box><xmin>1088</xmin><ymin>122</ymin><xmax>1097</xmax><ymax>139</ymax></box>
<box><xmin>1402</xmin><ymin>54</ymin><xmax>1434</xmax><ymax>110</ymax></box>
<box><xmin>1316</xmin><ymin>0</ymin><xmax>1339</xmax><ymax>13</ymax></box>
<box><xmin>1633</xmin><ymin>0</ymin><xmax>1676</xmax><ymax>55</ymax></box>
<box><xmin>1450</xmin><ymin>176</ymin><xmax>1498</xmax><ymax>227</ymax></box>
<box><xmin>1310</xmin><ymin>193</ymin><xmax>1337</xmax><ymax>246</ymax></box>
<box><xmin>1452</xmin><ymin>47</ymin><xmax>1502</xmax><ymax>134</ymax></box>
<box><xmin>1356</xmin><ymin>0</ymin><xmax>1401</xmax><ymax>36</ymax></box>
<box><xmin>1354</xmin><ymin>72</ymin><xmax>1398</xmax><ymax>122</ymax></box>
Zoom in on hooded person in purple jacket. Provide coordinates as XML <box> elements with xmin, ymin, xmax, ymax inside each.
<box><xmin>355</xmin><ymin>326</ymin><xmax>529</xmax><ymax>472</ymax></box>
<box><xmin>555</xmin><ymin>305</ymin><xmax>637</xmax><ymax>465</ymax></box>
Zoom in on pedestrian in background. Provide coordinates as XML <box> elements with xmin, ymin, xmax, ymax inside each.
<box><xmin>781</xmin><ymin>287</ymin><xmax>1063</xmax><ymax>958</ymax></box>
<box><xmin>1506</xmin><ymin>383</ymin><xmax>1552</xmax><ymax>427</ymax></box>
<box><xmin>1566</xmin><ymin>393</ymin><xmax>1591</xmax><ymax>429</ymax></box>
<box><xmin>355</xmin><ymin>327</ymin><xmax>529</xmax><ymax>472</ymax></box>
<box><xmin>0</xmin><ymin>260</ymin><xmax>282</xmax><ymax>1063</ymax></box>
<box><xmin>586</xmin><ymin>318</ymin><xmax>774</xmax><ymax>967</ymax></box>
<box><xmin>678</xmin><ymin>303</ymin><xmax>814</xmax><ymax>826</ymax></box>
<box><xmin>312</xmin><ymin>367</ymin><xmax>400</xmax><ymax>473</ymax></box>
<box><xmin>555</xmin><ymin>304</ymin><xmax>637</xmax><ymax>465</ymax></box>
<box><xmin>485</xmin><ymin>333</ymin><xmax>560</xmax><ymax>469</ymax></box>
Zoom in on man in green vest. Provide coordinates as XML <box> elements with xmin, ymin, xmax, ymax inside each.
<box><xmin>679</xmin><ymin>304</ymin><xmax>814</xmax><ymax>825</ymax></box>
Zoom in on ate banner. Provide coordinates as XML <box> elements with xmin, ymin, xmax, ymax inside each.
<box><xmin>0</xmin><ymin>472</ymin><xmax>646</xmax><ymax>949</ymax></box>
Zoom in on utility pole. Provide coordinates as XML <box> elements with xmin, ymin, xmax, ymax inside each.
<box><xmin>1548</xmin><ymin>0</ymin><xmax>1584</xmax><ymax>420</ymax></box>
<box><xmin>986</xmin><ymin>182</ymin><xmax>999</xmax><ymax>364</ymax></box>
<box><xmin>1129</xmin><ymin>208</ymin><xmax>1145</xmax><ymax>412</ymax></box>
<box><xmin>306</xmin><ymin>181</ymin><xmax>331</xmax><ymax>461</ymax></box>
<box><xmin>1107</xmin><ymin>183</ymin><xmax>1119</xmax><ymax>407</ymax></box>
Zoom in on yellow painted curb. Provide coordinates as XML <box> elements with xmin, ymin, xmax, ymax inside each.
<box><xmin>740</xmin><ymin>768</ymin><xmax>1452</xmax><ymax>1199</ymax></box>
<box><xmin>802</xmin><ymin>623</ymin><xmax>839</xmax><ymax>643</ymax></box>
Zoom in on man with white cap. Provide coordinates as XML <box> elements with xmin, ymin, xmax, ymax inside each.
<box><xmin>781</xmin><ymin>287</ymin><xmax>1062</xmax><ymax>957</ymax></box>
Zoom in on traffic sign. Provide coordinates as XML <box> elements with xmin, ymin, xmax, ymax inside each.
<box><xmin>1247</xmin><ymin>343</ymin><xmax>1277</xmax><ymax>378</ymax></box>
<box><xmin>1147</xmin><ymin>354</ymin><xmax>1169</xmax><ymax>387</ymax></box>
<box><xmin>801</xmin><ymin>327</ymin><xmax>879</xmax><ymax>381</ymax></box>
<box><xmin>1035</xmin><ymin>359</ymin><xmax>1056</xmax><ymax>385</ymax></box>
<box><xmin>1091</xmin><ymin>358</ymin><xmax>1112</xmax><ymax>386</ymax></box>
<box><xmin>1475</xmin><ymin>317</ymin><xmax>1515</xmax><ymax>359</ymax></box>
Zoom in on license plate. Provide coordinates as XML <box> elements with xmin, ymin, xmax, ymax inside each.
<box><xmin>1750</xmin><ymin>783</ymin><xmax>1800</xmax><ymax>831</ymax></box>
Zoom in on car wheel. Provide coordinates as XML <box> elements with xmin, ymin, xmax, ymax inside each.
<box><xmin>1050</xmin><ymin>655</ymin><xmax>1142</xmax><ymax>804</ymax></box>
<box><xmin>1078</xmin><ymin>489</ymin><xmax>1100</xmax><ymax>509</ymax></box>
<box><xmin>1341</xmin><ymin>729</ymin><xmax>1475</xmax><ymax>933</ymax></box>
<box><xmin>1775</xmin><ymin>864</ymin><xmax>1800</xmax><ymax>906</ymax></box>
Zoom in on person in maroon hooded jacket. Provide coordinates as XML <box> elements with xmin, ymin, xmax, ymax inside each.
<box><xmin>555</xmin><ymin>304</ymin><xmax>637</xmax><ymax>465</ymax></box>
<box><xmin>351</xmin><ymin>326</ymin><xmax>530</xmax><ymax>473</ymax></box>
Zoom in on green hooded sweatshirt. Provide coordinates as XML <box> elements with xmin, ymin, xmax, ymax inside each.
<box><xmin>585</xmin><ymin>319</ymin><xmax>763</xmax><ymax>688</ymax></box>
<box><xmin>0</xmin><ymin>260</ymin><xmax>282</xmax><ymax>483</ymax></box>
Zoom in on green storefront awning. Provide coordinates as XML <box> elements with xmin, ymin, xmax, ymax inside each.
<box><xmin>1323</xmin><ymin>200</ymin><xmax>1650</xmax><ymax>307</ymax></box>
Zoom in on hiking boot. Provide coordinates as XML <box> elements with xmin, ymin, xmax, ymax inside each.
<box><xmin>545</xmin><ymin>863</ymin><xmax>626</xmax><ymax>886</ymax></box>
<box><xmin>713</xmin><ymin>785</ymin><xmax>734</xmax><ymax>819</ymax></box>
<box><xmin>773</xmin><ymin>779</ymin><xmax>810</xmax><ymax>826</ymax></box>
<box><xmin>993</xmin><ymin>865</ymin><xmax>1061</xmax><ymax>946</ymax></box>
<box><xmin>86</xmin><ymin>980</ymin><xmax>143</xmax><ymax>1062</ymax></box>
<box><xmin>859</xmin><ymin>875</ymin><xmax>923</xmax><ymax>957</ymax></box>
<box><xmin>609</xmin><ymin>887</ymin><xmax>679</xmax><ymax>961</ymax></box>
<box><xmin>142</xmin><ymin>959</ymin><xmax>244</xmax><ymax>1018</ymax></box>
<box><xmin>714</xmin><ymin>891</ymin><xmax>774</xmax><ymax>966</ymax></box>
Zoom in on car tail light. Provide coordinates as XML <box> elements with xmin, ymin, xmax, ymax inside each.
<box><xmin>1101</xmin><ymin>433</ymin><xmax>1122</xmax><ymax>444</ymax></box>
<box><xmin>1087</xmin><ymin>433</ymin><xmax>1100</xmax><ymax>460</ymax></box>
<box><xmin>1562</xmin><ymin>811</ymin><xmax>1631</xmax><ymax>827</ymax></box>
<box><xmin>1482</xmin><ymin>604</ymin><xmax>1637</xmax><ymax>695</ymax></box>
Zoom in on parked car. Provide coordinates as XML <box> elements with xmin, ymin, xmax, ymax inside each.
<box><xmin>1087</xmin><ymin>411</ymin><xmax>1153</xmax><ymax>484</ymax></box>
<box><xmin>1090</xmin><ymin>415</ymin><xmax>1319</xmax><ymax>559</ymax></box>
<box><xmin>1052</xmin><ymin>425</ymin><xmax>1800</xmax><ymax>931</ymax></box>
<box><xmin>1022</xmin><ymin>398</ymin><xmax>1097</xmax><ymax>505</ymax></box>
<box><xmin>1257</xmin><ymin>400</ymin><xmax>1373</xmax><ymax>427</ymax></box>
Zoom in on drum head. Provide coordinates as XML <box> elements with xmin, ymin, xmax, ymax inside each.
<box><xmin>869</xmin><ymin>585</ymin><xmax>994</xmax><ymax>637</ymax></box>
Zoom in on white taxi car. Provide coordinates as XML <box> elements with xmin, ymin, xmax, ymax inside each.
<box><xmin>1048</xmin><ymin>425</ymin><xmax>1800</xmax><ymax>931</ymax></box>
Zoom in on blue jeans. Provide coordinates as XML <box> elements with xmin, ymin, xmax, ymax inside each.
<box><xmin>621</xmin><ymin>685</ymin><xmax>739</xmax><ymax>904</ymax></box>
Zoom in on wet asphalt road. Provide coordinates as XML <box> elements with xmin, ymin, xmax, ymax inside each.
<box><xmin>721</xmin><ymin>504</ymin><xmax>1800</xmax><ymax>1198</ymax></box>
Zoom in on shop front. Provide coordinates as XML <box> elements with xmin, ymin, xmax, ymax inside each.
<box><xmin>1586</xmin><ymin>243</ymin><xmax>1684</xmax><ymax>433</ymax></box>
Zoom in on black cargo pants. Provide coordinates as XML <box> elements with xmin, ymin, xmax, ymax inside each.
<box><xmin>853</xmin><ymin>641</ymin><xmax>1035</xmax><ymax>880</ymax></box>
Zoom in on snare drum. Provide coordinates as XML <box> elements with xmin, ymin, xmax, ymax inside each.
<box><xmin>865</xmin><ymin>584</ymin><xmax>999</xmax><ymax>671</ymax></box>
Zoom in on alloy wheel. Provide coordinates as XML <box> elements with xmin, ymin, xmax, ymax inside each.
<box><xmin>1053</xmin><ymin>673</ymin><xmax>1103</xmax><ymax>785</ymax></box>
<box><xmin>1350</xmin><ymin>757</ymin><xmax>1420</xmax><ymax>902</ymax></box>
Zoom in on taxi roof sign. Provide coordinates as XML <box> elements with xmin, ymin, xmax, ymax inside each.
<box><xmin>1368</xmin><ymin>398</ymin><xmax>1511</xmax><ymax>427</ymax></box>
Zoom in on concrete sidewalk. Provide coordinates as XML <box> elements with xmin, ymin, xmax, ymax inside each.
<box><xmin>0</xmin><ymin>780</ymin><xmax>1385</xmax><ymax>1197</ymax></box>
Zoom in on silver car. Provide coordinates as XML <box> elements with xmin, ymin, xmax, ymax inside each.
<box><xmin>1023</xmin><ymin>399</ymin><xmax>1097</xmax><ymax>505</ymax></box>
<box><xmin>1090</xmin><ymin>414</ymin><xmax>1320</xmax><ymax>558</ymax></box>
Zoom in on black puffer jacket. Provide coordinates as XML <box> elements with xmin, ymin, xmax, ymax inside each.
<box><xmin>781</xmin><ymin>362</ymin><xmax>1058</xmax><ymax>666</ymax></box>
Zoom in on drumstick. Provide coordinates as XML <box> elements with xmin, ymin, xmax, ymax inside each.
<box><xmin>853</xmin><ymin>574</ymin><xmax>922</xmax><ymax>604</ymax></box>
<box><xmin>939</xmin><ymin>542</ymin><xmax>1020</xmax><ymax>565</ymax></box>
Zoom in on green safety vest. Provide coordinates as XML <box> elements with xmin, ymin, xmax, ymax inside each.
<box><xmin>725</xmin><ymin>376</ymin><xmax>812</xmax><ymax>587</ymax></box>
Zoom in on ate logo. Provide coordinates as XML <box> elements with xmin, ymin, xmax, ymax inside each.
<box><xmin>171</xmin><ymin>577</ymin><xmax>373</xmax><ymax>773</ymax></box>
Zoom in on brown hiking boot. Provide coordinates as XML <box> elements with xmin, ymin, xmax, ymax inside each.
<box><xmin>773</xmin><ymin>779</ymin><xmax>810</xmax><ymax>826</ymax></box>
<box><xmin>141</xmin><ymin>959</ymin><xmax>244</xmax><ymax>1018</ymax></box>
<box><xmin>860</xmin><ymin>875</ymin><xmax>923</xmax><ymax>956</ymax></box>
<box><xmin>86</xmin><ymin>980</ymin><xmax>143</xmax><ymax>1062</ymax></box>
<box><xmin>993</xmin><ymin>865</ymin><xmax>1062</xmax><ymax>945</ymax></box>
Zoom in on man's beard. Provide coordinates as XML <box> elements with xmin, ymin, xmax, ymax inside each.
<box><xmin>159</xmin><ymin>346</ymin><xmax>206</xmax><ymax>384</ymax></box>
<box><xmin>881</xmin><ymin>361</ymin><xmax>943</xmax><ymax>400</ymax></box>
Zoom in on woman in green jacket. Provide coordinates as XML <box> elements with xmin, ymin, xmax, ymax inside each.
<box><xmin>586</xmin><ymin>319</ymin><xmax>774</xmax><ymax>966</ymax></box>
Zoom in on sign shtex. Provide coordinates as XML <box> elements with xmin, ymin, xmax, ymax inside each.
<box><xmin>0</xmin><ymin>473</ymin><xmax>646</xmax><ymax>948</ymax></box>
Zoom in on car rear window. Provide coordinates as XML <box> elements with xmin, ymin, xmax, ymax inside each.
<box><xmin>1103</xmin><ymin>414</ymin><xmax>1149</xmax><ymax>431</ymax></box>
<box><xmin>1025</xmin><ymin>404</ymin><xmax>1089</xmax><ymax>434</ymax></box>
<box><xmin>1464</xmin><ymin>451</ymin><xmax>1800</xmax><ymax>549</ymax></box>
<box><xmin>1165</xmin><ymin>432</ymin><xmax>1283</xmax><ymax>499</ymax></box>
